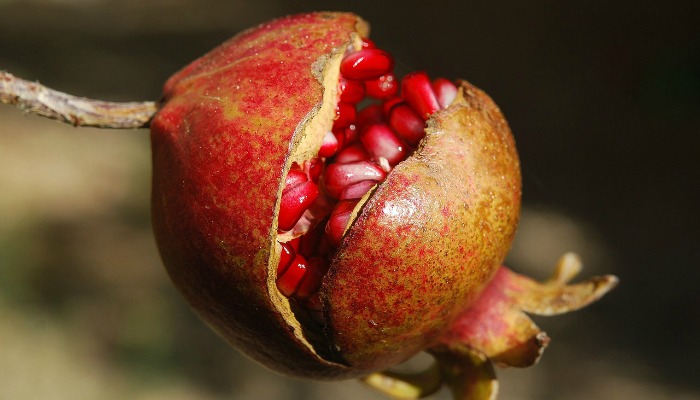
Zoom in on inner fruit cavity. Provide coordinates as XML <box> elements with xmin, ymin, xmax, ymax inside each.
<box><xmin>275</xmin><ymin>38</ymin><xmax>458</xmax><ymax>318</ymax></box>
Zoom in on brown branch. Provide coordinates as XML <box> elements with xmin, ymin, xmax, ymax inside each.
<box><xmin>0</xmin><ymin>71</ymin><xmax>158</xmax><ymax>129</ymax></box>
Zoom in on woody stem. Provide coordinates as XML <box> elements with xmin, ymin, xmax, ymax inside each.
<box><xmin>0</xmin><ymin>71</ymin><xmax>158</xmax><ymax>129</ymax></box>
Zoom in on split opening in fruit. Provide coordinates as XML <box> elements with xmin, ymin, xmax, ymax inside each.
<box><xmin>275</xmin><ymin>37</ymin><xmax>458</xmax><ymax>321</ymax></box>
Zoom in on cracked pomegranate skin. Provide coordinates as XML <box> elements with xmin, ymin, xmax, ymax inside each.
<box><xmin>150</xmin><ymin>12</ymin><xmax>521</xmax><ymax>379</ymax></box>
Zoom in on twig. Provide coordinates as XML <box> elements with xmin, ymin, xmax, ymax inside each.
<box><xmin>0</xmin><ymin>71</ymin><xmax>158</xmax><ymax>129</ymax></box>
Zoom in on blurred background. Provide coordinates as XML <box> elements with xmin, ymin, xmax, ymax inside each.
<box><xmin>1</xmin><ymin>0</ymin><xmax>698</xmax><ymax>399</ymax></box>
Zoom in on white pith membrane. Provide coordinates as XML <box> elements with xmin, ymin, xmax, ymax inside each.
<box><xmin>267</xmin><ymin>32</ymin><xmax>458</xmax><ymax>364</ymax></box>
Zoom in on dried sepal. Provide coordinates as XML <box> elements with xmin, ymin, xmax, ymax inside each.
<box><xmin>441</xmin><ymin>252</ymin><xmax>618</xmax><ymax>368</ymax></box>
<box><xmin>515</xmin><ymin>252</ymin><xmax>619</xmax><ymax>316</ymax></box>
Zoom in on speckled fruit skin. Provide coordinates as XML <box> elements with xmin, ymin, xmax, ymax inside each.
<box><xmin>324</xmin><ymin>83</ymin><xmax>521</xmax><ymax>372</ymax></box>
<box><xmin>150</xmin><ymin>12</ymin><xmax>521</xmax><ymax>379</ymax></box>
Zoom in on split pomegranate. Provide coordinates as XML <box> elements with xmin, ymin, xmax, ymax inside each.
<box><xmin>149</xmin><ymin>12</ymin><xmax>617</xmax><ymax>397</ymax></box>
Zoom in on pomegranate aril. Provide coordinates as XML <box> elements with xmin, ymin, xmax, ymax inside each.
<box><xmin>333</xmin><ymin>102</ymin><xmax>356</xmax><ymax>130</ymax></box>
<box><xmin>360</xmin><ymin>123</ymin><xmax>407</xmax><ymax>166</ymax></box>
<box><xmin>297</xmin><ymin>218</ymin><xmax>328</xmax><ymax>257</ymax></box>
<box><xmin>382</xmin><ymin>96</ymin><xmax>404</xmax><ymax>116</ymax></box>
<box><xmin>432</xmin><ymin>78</ymin><xmax>458</xmax><ymax>109</ymax></box>
<box><xmin>296</xmin><ymin>257</ymin><xmax>329</xmax><ymax>299</ymax></box>
<box><xmin>339</xmin><ymin>180</ymin><xmax>376</xmax><ymax>201</ymax></box>
<box><xmin>324</xmin><ymin>160</ymin><xmax>386</xmax><ymax>198</ymax></box>
<box><xmin>326</xmin><ymin>200</ymin><xmax>360</xmax><ymax>247</ymax></box>
<box><xmin>277</xmin><ymin>241</ymin><xmax>296</xmax><ymax>275</ymax></box>
<box><xmin>339</xmin><ymin>77</ymin><xmax>365</xmax><ymax>104</ymax></box>
<box><xmin>305</xmin><ymin>158</ymin><xmax>322</xmax><ymax>183</ymax></box>
<box><xmin>356</xmin><ymin>104</ymin><xmax>385</xmax><ymax>133</ymax></box>
<box><xmin>340</xmin><ymin>48</ymin><xmax>395</xmax><ymax>81</ymax></box>
<box><xmin>342</xmin><ymin>124</ymin><xmax>358</xmax><ymax>145</ymax></box>
<box><xmin>295</xmin><ymin>271</ymin><xmax>321</xmax><ymax>299</ymax></box>
<box><xmin>365</xmin><ymin>73</ymin><xmax>398</xmax><ymax>100</ymax></box>
<box><xmin>332</xmin><ymin>130</ymin><xmax>345</xmax><ymax>151</ymax></box>
<box><xmin>334</xmin><ymin>143</ymin><xmax>371</xmax><ymax>164</ymax></box>
<box><xmin>389</xmin><ymin>103</ymin><xmax>426</xmax><ymax>147</ymax></box>
<box><xmin>401</xmin><ymin>71</ymin><xmax>441</xmax><ymax>119</ymax></box>
<box><xmin>318</xmin><ymin>131</ymin><xmax>339</xmax><ymax>158</ymax></box>
<box><xmin>276</xmin><ymin>253</ymin><xmax>309</xmax><ymax>297</ymax></box>
<box><xmin>278</xmin><ymin>181</ymin><xmax>319</xmax><ymax>231</ymax></box>
<box><xmin>288</xmin><ymin>236</ymin><xmax>301</xmax><ymax>252</ymax></box>
<box><xmin>285</xmin><ymin>169</ymin><xmax>308</xmax><ymax>188</ymax></box>
<box><xmin>333</xmin><ymin>126</ymin><xmax>361</xmax><ymax>151</ymax></box>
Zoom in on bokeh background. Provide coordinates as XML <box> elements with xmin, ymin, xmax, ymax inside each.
<box><xmin>1</xmin><ymin>1</ymin><xmax>698</xmax><ymax>399</ymax></box>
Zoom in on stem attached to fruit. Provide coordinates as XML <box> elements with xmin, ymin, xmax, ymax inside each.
<box><xmin>0</xmin><ymin>71</ymin><xmax>157</xmax><ymax>129</ymax></box>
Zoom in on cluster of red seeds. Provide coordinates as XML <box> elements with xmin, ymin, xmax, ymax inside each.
<box><xmin>276</xmin><ymin>39</ymin><xmax>458</xmax><ymax>315</ymax></box>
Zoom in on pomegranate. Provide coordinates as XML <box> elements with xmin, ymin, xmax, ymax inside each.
<box><xmin>148</xmin><ymin>12</ymin><xmax>617</xmax><ymax>398</ymax></box>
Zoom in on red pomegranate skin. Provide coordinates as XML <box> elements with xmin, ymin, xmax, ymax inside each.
<box><xmin>324</xmin><ymin>82</ymin><xmax>520</xmax><ymax>371</ymax></box>
<box><xmin>150</xmin><ymin>13</ymin><xmax>365</xmax><ymax>378</ymax></box>
<box><xmin>149</xmin><ymin>12</ymin><xmax>520</xmax><ymax>379</ymax></box>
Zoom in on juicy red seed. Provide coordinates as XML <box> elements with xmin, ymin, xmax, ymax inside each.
<box><xmin>333</xmin><ymin>102</ymin><xmax>356</xmax><ymax>130</ymax></box>
<box><xmin>324</xmin><ymin>160</ymin><xmax>386</xmax><ymax>198</ymax></box>
<box><xmin>278</xmin><ymin>241</ymin><xmax>296</xmax><ymax>275</ymax></box>
<box><xmin>289</xmin><ymin>236</ymin><xmax>301</xmax><ymax>251</ymax></box>
<box><xmin>361</xmin><ymin>38</ymin><xmax>376</xmax><ymax>49</ymax></box>
<box><xmin>401</xmin><ymin>71</ymin><xmax>441</xmax><ymax>119</ymax></box>
<box><xmin>318</xmin><ymin>131</ymin><xmax>339</xmax><ymax>158</ymax></box>
<box><xmin>298</xmin><ymin>220</ymin><xmax>325</xmax><ymax>257</ymax></box>
<box><xmin>382</xmin><ymin>96</ymin><xmax>404</xmax><ymax>116</ymax></box>
<box><xmin>278</xmin><ymin>181</ymin><xmax>319</xmax><ymax>231</ymax></box>
<box><xmin>360</xmin><ymin>123</ymin><xmax>407</xmax><ymax>166</ymax></box>
<box><xmin>364</xmin><ymin>73</ymin><xmax>398</xmax><ymax>100</ymax></box>
<box><xmin>276</xmin><ymin>253</ymin><xmax>309</xmax><ymax>297</ymax></box>
<box><xmin>389</xmin><ymin>103</ymin><xmax>426</xmax><ymax>147</ymax></box>
<box><xmin>306</xmin><ymin>158</ymin><xmax>323</xmax><ymax>183</ymax></box>
<box><xmin>334</xmin><ymin>126</ymin><xmax>361</xmax><ymax>150</ymax></box>
<box><xmin>296</xmin><ymin>257</ymin><xmax>329</xmax><ymax>299</ymax></box>
<box><xmin>432</xmin><ymin>78</ymin><xmax>458</xmax><ymax>109</ymax></box>
<box><xmin>295</xmin><ymin>269</ymin><xmax>321</xmax><ymax>299</ymax></box>
<box><xmin>332</xmin><ymin>130</ymin><xmax>345</xmax><ymax>150</ymax></box>
<box><xmin>343</xmin><ymin>125</ymin><xmax>359</xmax><ymax>145</ymax></box>
<box><xmin>285</xmin><ymin>169</ymin><xmax>308</xmax><ymax>188</ymax></box>
<box><xmin>340</xmin><ymin>49</ymin><xmax>395</xmax><ymax>81</ymax></box>
<box><xmin>356</xmin><ymin>104</ymin><xmax>385</xmax><ymax>132</ymax></box>
<box><xmin>339</xmin><ymin>77</ymin><xmax>365</xmax><ymax>104</ymax></box>
<box><xmin>340</xmin><ymin>180</ymin><xmax>376</xmax><ymax>200</ymax></box>
<box><xmin>334</xmin><ymin>143</ymin><xmax>371</xmax><ymax>164</ymax></box>
<box><xmin>326</xmin><ymin>199</ymin><xmax>359</xmax><ymax>247</ymax></box>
